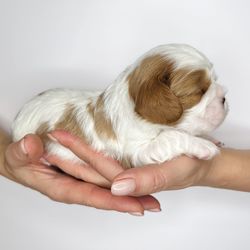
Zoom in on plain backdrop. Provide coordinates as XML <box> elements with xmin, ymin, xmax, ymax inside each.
<box><xmin>1</xmin><ymin>0</ymin><xmax>250</xmax><ymax>249</ymax></box>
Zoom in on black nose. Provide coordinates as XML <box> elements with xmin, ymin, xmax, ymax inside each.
<box><xmin>222</xmin><ymin>97</ymin><xmax>226</xmax><ymax>104</ymax></box>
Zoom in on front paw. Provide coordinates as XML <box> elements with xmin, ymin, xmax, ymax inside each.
<box><xmin>191</xmin><ymin>140</ymin><xmax>220</xmax><ymax>160</ymax></box>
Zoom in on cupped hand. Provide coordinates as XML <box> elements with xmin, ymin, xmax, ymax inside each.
<box><xmin>111</xmin><ymin>156</ymin><xmax>211</xmax><ymax>197</ymax></box>
<box><xmin>44</xmin><ymin>130</ymin><xmax>210</xmax><ymax>201</ymax></box>
<box><xmin>3</xmin><ymin>131</ymin><xmax>160</xmax><ymax>215</ymax></box>
<box><xmin>44</xmin><ymin>130</ymin><xmax>211</xmax><ymax>207</ymax></box>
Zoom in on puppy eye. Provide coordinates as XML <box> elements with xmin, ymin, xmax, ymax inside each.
<box><xmin>160</xmin><ymin>73</ymin><xmax>171</xmax><ymax>86</ymax></box>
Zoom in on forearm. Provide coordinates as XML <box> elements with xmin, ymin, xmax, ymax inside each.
<box><xmin>0</xmin><ymin>128</ymin><xmax>12</xmax><ymax>178</ymax></box>
<box><xmin>200</xmin><ymin>148</ymin><xmax>250</xmax><ymax>192</ymax></box>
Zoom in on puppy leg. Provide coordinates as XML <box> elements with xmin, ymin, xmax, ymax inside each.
<box><xmin>130</xmin><ymin>130</ymin><xmax>219</xmax><ymax>166</ymax></box>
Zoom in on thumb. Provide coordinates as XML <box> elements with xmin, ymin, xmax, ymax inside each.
<box><xmin>5</xmin><ymin>134</ymin><xmax>44</xmax><ymax>167</ymax></box>
<box><xmin>111</xmin><ymin>164</ymin><xmax>168</xmax><ymax>196</ymax></box>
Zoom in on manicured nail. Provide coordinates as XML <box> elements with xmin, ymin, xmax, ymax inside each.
<box><xmin>129</xmin><ymin>212</ymin><xmax>144</xmax><ymax>216</ymax></box>
<box><xmin>20</xmin><ymin>139</ymin><xmax>28</xmax><ymax>155</ymax></box>
<box><xmin>47</xmin><ymin>133</ymin><xmax>58</xmax><ymax>142</ymax></box>
<box><xmin>111</xmin><ymin>178</ymin><xmax>136</xmax><ymax>196</ymax></box>
<box><xmin>147</xmin><ymin>208</ymin><xmax>162</xmax><ymax>212</ymax></box>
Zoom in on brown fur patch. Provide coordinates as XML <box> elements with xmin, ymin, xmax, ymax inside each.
<box><xmin>127</xmin><ymin>55</ymin><xmax>183</xmax><ymax>125</ymax></box>
<box><xmin>127</xmin><ymin>54</ymin><xmax>211</xmax><ymax>125</ymax></box>
<box><xmin>55</xmin><ymin>104</ymin><xmax>87</xmax><ymax>141</ymax></box>
<box><xmin>171</xmin><ymin>69</ymin><xmax>211</xmax><ymax>110</ymax></box>
<box><xmin>88</xmin><ymin>94</ymin><xmax>117</xmax><ymax>140</ymax></box>
<box><xmin>36</xmin><ymin>104</ymin><xmax>87</xmax><ymax>144</ymax></box>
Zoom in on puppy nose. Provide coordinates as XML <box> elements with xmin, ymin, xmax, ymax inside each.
<box><xmin>222</xmin><ymin>97</ymin><xmax>226</xmax><ymax>104</ymax></box>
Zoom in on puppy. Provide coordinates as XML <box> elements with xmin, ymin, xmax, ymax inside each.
<box><xmin>12</xmin><ymin>44</ymin><xmax>228</xmax><ymax>168</ymax></box>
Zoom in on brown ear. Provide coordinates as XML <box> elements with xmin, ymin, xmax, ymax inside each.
<box><xmin>131</xmin><ymin>79</ymin><xmax>183</xmax><ymax>125</ymax></box>
<box><xmin>127</xmin><ymin>54</ymin><xmax>184</xmax><ymax>125</ymax></box>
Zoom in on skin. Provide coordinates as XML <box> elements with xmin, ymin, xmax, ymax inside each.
<box><xmin>0</xmin><ymin>127</ymin><xmax>160</xmax><ymax>215</ymax></box>
<box><xmin>1</xmin><ymin>128</ymin><xmax>250</xmax><ymax>216</ymax></box>
<box><xmin>112</xmin><ymin>148</ymin><xmax>250</xmax><ymax>196</ymax></box>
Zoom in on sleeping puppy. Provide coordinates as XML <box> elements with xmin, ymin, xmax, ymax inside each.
<box><xmin>12</xmin><ymin>44</ymin><xmax>228</xmax><ymax>168</ymax></box>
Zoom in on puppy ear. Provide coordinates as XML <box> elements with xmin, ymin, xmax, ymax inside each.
<box><xmin>133</xmin><ymin>80</ymin><xmax>183</xmax><ymax>125</ymax></box>
<box><xmin>127</xmin><ymin>55</ymin><xmax>183</xmax><ymax>125</ymax></box>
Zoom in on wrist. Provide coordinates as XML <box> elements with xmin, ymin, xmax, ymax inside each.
<box><xmin>193</xmin><ymin>156</ymin><xmax>215</xmax><ymax>187</ymax></box>
<box><xmin>0</xmin><ymin>128</ymin><xmax>12</xmax><ymax>178</ymax></box>
<box><xmin>196</xmin><ymin>152</ymin><xmax>223</xmax><ymax>188</ymax></box>
<box><xmin>197</xmin><ymin>148</ymin><xmax>250</xmax><ymax>191</ymax></box>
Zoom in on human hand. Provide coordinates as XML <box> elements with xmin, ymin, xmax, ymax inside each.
<box><xmin>2</xmin><ymin>131</ymin><xmax>160</xmax><ymax>215</ymax></box>
<box><xmin>111</xmin><ymin>156</ymin><xmax>211</xmax><ymax>196</ymax></box>
<box><xmin>43</xmin><ymin>130</ymin><xmax>210</xmax><ymax>200</ymax></box>
<box><xmin>111</xmin><ymin>147</ymin><xmax>250</xmax><ymax>195</ymax></box>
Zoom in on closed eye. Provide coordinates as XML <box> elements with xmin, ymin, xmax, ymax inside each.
<box><xmin>159</xmin><ymin>72</ymin><xmax>171</xmax><ymax>86</ymax></box>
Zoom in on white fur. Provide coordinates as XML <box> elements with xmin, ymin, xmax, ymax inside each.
<box><xmin>12</xmin><ymin>44</ymin><xmax>228</xmax><ymax>167</ymax></box>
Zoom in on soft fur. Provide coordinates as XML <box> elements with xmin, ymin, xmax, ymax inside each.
<box><xmin>12</xmin><ymin>44</ymin><xmax>228</xmax><ymax>168</ymax></box>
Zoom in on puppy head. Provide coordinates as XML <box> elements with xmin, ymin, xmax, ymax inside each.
<box><xmin>127</xmin><ymin>44</ymin><xmax>228</xmax><ymax>135</ymax></box>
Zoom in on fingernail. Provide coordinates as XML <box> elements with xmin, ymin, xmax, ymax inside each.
<box><xmin>129</xmin><ymin>212</ymin><xmax>144</xmax><ymax>216</ymax></box>
<box><xmin>147</xmin><ymin>208</ymin><xmax>162</xmax><ymax>212</ymax></box>
<box><xmin>39</xmin><ymin>157</ymin><xmax>50</xmax><ymax>166</ymax></box>
<box><xmin>47</xmin><ymin>133</ymin><xmax>58</xmax><ymax>142</ymax></box>
<box><xmin>111</xmin><ymin>178</ymin><xmax>136</xmax><ymax>196</ymax></box>
<box><xmin>20</xmin><ymin>139</ymin><xmax>28</xmax><ymax>155</ymax></box>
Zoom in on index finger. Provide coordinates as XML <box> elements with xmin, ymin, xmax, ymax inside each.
<box><xmin>48</xmin><ymin>130</ymin><xmax>124</xmax><ymax>181</ymax></box>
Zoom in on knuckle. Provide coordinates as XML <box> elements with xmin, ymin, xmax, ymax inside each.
<box><xmin>151</xmin><ymin>169</ymin><xmax>168</xmax><ymax>193</ymax></box>
<box><xmin>82</xmin><ymin>190</ymin><xmax>94</xmax><ymax>208</ymax></box>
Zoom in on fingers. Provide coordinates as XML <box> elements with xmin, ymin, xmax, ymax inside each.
<box><xmin>4</xmin><ymin>132</ymin><xmax>162</xmax><ymax>214</ymax></box>
<box><xmin>5</xmin><ymin>134</ymin><xmax>44</xmax><ymax>168</ymax></box>
<box><xmin>45</xmin><ymin>154</ymin><xmax>111</xmax><ymax>188</ymax></box>
<box><xmin>111</xmin><ymin>164</ymin><xmax>169</xmax><ymax>196</ymax></box>
<box><xmin>48</xmin><ymin>130</ymin><xmax>124</xmax><ymax>181</ymax></box>
<box><xmin>111</xmin><ymin>156</ymin><xmax>201</xmax><ymax>196</ymax></box>
<box><xmin>44</xmin><ymin>175</ymin><xmax>160</xmax><ymax>215</ymax></box>
<box><xmin>137</xmin><ymin>195</ymin><xmax>161</xmax><ymax>212</ymax></box>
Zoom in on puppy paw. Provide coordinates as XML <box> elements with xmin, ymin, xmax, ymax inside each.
<box><xmin>192</xmin><ymin>140</ymin><xmax>220</xmax><ymax>160</ymax></box>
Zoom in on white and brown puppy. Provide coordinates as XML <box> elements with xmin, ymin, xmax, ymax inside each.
<box><xmin>12</xmin><ymin>44</ymin><xmax>228</xmax><ymax>168</ymax></box>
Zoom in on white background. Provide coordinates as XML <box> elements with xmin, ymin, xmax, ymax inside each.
<box><xmin>1</xmin><ymin>0</ymin><xmax>250</xmax><ymax>249</ymax></box>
